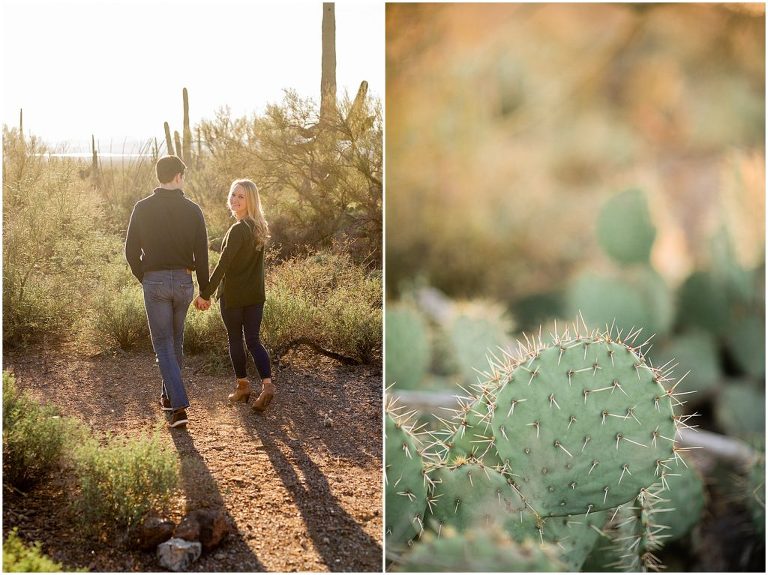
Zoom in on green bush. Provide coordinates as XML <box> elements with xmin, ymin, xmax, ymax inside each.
<box><xmin>2</xmin><ymin>372</ymin><xmax>70</xmax><ymax>487</ymax></box>
<box><xmin>3</xmin><ymin>528</ymin><xmax>64</xmax><ymax>572</ymax></box>
<box><xmin>184</xmin><ymin>299</ymin><xmax>226</xmax><ymax>355</ymax></box>
<box><xmin>3</xmin><ymin>128</ymin><xmax>115</xmax><ymax>347</ymax></box>
<box><xmin>2</xmin><ymin>268</ymin><xmax>76</xmax><ymax>348</ymax></box>
<box><xmin>92</xmin><ymin>284</ymin><xmax>150</xmax><ymax>350</ymax></box>
<box><xmin>318</xmin><ymin>274</ymin><xmax>382</xmax><ymax>362</ymax></box>
<box><xmin>71</xmin><ymin>428</ymin><xmax>179</xmax><ymax>535</ymax></box>
<box><xmin>263</xmin><ymin>250</ymin><xmax>382</xmax><ymax>362</ymax></box>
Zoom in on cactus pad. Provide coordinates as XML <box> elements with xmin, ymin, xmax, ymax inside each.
<box><xmin>427</xmin><ymin>462</ymin><xmax>529</xmax><ymax>533</ymax></box>
<box><xmin>715</xmin><ymin>382</ymin><xmax>765</xmax><ymax>439</ymax></box>
<box><xmin>661</xmin><ymin>459</ymin><xmax>705</xmax><ymax>541</ymax></box>
<box><xmin>386</xmin><ymin>306</ymin><xmax>431</xmax><ymax>390</ymax></box>
<box><xmin>438</xmin><ymin>394</ymin><xmax>505</xmax><ymax>469</ymax></box>
<box><xmin>395</xmin><ymin>525</ymin><xmax>567</xmax><ymax>572</ymax></box>
<box><xmin>490</xmin><ymin>327</ymin><xmax>678</xmax><ymax>517</ymax></box>
<box><xmin>596</xmin><ymin>188</ymin><xmax>656</xmax><ymax>265</ymax></box>
<box><xmin>386</xmin><ymin>411</ymin><xmax>429</xmax><ymax>548</ymax></box>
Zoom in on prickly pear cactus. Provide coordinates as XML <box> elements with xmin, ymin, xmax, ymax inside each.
<box><xmin>726</xmin><ymin>315</ymin><xmax>766</xmax><ymax>379</ymax></box>
<box><xmin>386</xmin><ymin>306</ymin><xmax>431</xmax><ymax>390</ymax></box>
<box><xmin>716</xmin><ymin>382</ymin><xmax>766</xmax><ymax>439</ymax></box>
<box><xmin>394</xmin><ymin>525</ymin><xmax>567</xmax><ymax>572</ymax></box>
<box><xmin>676</xmin><ymin>270</ymin><xmax>731</xmax><ymax>336</ymax></box>
<box><xmin>536</xmin><ymin>510</ymin><xmax>610</xmax><ymax>571</ymax></box>
<box><xmin>661</xmin><ymin>459</ymin><xmax>705</xmax><ymax>541</ymax></box>
<box><xmin>604</xmin><ymin>486</ymin><xmax>668</xmax><ymax>572</ymax></box>
<box><xmin>654</xmin><ymin>331</ymin><xmax>720</xmax><ymax>396</ymax></box>
<box><xmin>447</xmin><ymin>306</ymin><xmax>512</xmax><ymax>385</ymax></box>
<box><xmin>490</xmin><ymin>325</ymin><xmax>679</xmax><ymax>517</ymax></box>
<box><xmin>385</xmin><ymin>406</ymin><xmax>429</xmax><ymax>549</ymax></box>
<box><xmin>427</xmin><ymin>462</ymin><xmax>529</xmax><ymax>533</ymax></box>
<box><xmin>437</xmin><ymin>394</ymin><xmax>505</xmax><ymax>468</ymax></box>
<box><xmin>566</xmin><ymin>269</ymin><xmax>673</xmax><ymax>339</ymax></box>
<box><xmin>581</xmin><ymin>532</ymin><xmax>624</xmax><ymax>572</ymax></box>
<box><xmin>596</xmin><ymin>188</ymin><xmax>656</xmax><ymax>266</ymax></box>
<box><xmin>747</xmin><ymin>453</ymin><xmax>765</xmax><ymax>537</ymax></box>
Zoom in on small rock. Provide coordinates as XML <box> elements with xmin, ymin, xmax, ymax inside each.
<box><xmin>133</xmin><ymin>516</ymin><xmax>175</xmax><ymax>550</ymax></box>
<box><xmin>157</xmin><ymin>538</ymin><xmax>201</xmax><ymax>572</ymax></box>
<box><xmin>175</xmin><ymin>508</ymin><xmax>231</xmax><ymax>551</ymax></box>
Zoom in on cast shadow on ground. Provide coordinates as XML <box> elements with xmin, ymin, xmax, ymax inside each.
<box><xmin>238</xmin><ymin>408</ymin><xmax>382</xmax><ymax>572</ymax></box>
<box><xmin>170</xmin><ymin>430</ymin><xmax>267</xmax><ymax>572</ymax></box>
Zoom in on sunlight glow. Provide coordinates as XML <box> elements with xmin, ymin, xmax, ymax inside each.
<box><xmin>2</xmin><ymin>0</ymin><xmax>383</xmax><ymax>150</ymax></box>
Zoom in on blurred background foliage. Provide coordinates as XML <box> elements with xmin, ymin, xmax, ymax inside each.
<box><xmin>387</xmin><ymin>3</ymin><xmax>763</xmax><ymax>303</ymax></box>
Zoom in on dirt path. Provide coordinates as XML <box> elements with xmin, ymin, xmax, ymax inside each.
<box><xmin>3</xmin><ymin>345</ymin><xmax>383</xmax><ymax>572</ymax></box>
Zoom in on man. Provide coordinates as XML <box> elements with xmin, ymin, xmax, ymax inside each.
<box><xmin>125</xmin><ymin>155</ymin><xmax>210</xmax><ymax>428</ymax></box>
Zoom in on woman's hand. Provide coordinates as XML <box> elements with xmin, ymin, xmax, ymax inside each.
<box><xmin>194</xmin><ymin>296</ymin><xmax>211</xmax><ymax>311</ymax></box>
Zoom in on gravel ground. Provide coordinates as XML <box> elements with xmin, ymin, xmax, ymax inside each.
<box><xmin>3</xmin><ymin>344</ymin><xmax>383</xmax><ymax>572</ymax></box>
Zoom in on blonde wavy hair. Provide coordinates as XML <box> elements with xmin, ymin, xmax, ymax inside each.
<box><xmin>228</xmin><ymin>179</ymin><xmax>270</xmax><ymax>249</ymax></box>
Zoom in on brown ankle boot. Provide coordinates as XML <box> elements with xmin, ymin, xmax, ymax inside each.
<box><xmin>228</xmin><ymin>378</ymin><xmax>251</xmax><ymax>403</ymax></box>
<box><xmin>252</xmin><ymin>380</ymin><xmax>274</xmax><ymax>411</ymax></box>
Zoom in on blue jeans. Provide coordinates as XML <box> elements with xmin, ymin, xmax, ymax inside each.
<box><xmin>142</xmin><ymin>269</ymin><xmax>195</xmax><ymax>410</ymax></box>
<box><xmin>219</xmin><ymin>298</ymin><xmax>272</xmax><ymax>380</ymax></box>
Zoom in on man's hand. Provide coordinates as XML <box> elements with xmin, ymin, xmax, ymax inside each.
<box><xmin>194</xmin><ymin>296</ymin><xmax>211</xmax><ymax>311</ymax></box>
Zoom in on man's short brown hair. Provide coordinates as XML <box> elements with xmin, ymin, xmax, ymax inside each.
<box><xmin>156</xmin><ymin>155</ymin><xmax>187</xmax><ymax>184</ymax></box>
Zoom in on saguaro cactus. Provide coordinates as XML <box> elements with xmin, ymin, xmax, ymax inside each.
<box><xmin>320</xmin><ymin>2</ymin><xmax>337</xmax><ymax>125</ymax></box>
<box><xmin>164</xmin><ymin>122</ymin><xmax>174</xmax><ymax>156</ymax></box>
<box><xmin>174</xmin><ymin>131</ymin><xmax>182</xmax><ymax>160</ymax></box>
<box><xmin>91</xmin><ymin>134</ymin><xmax>98</xmax><ymax>174</ymax></box>
<box><xmin>182</xmin><ymin>87</ymin><xmax>192</xmax><ymax>163</ymax></box>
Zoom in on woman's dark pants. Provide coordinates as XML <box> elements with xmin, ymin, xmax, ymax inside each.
<box><xmin>219</xmin><ymin>298</ymin><xmax>272</xmax><ymax>380</ymax></box>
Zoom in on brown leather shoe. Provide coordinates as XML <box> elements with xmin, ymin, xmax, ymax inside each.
<box><xmin>252</xmin><ymin>380</ymin><xmax>274</xmax><ymax>412</ymax></box>
<box><xmin>228</xmin><ymin>378</ymin><xmax>251</xmax><ymax>403</ymax></box>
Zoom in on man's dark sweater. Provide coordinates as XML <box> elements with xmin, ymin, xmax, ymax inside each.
<box><xmin>125</xmin><ymin>188</ymin><xmax>210</xmax><ymax>293</ymax></box>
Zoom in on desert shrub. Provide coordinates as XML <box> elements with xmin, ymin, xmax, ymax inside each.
<box><xmin>317</xmin><ymin>270</ymin><xmax>382</xmax><ymax>363</ymax></box>
<box><xmin>263</xmin><ymin>250</ymin><xmax>382</xmax><ymax>361</ymax></box>
<box><xmin>3</xmin><ymin>528</ymin><xmax>64</xmax><ymax>572</ymax></box>
<box><xmin>195</xmin><ymin>91</ymin><xmax>382</xmax><ymax>263</ymax></box>
<box><xmin>92</xmin><ymin>284</ymin><xmax>150</xmax><ymax>350</ymax></box>
<box><xmin>2</xmin><ymin>372</ymin><xmax>72</xmax><ymax>487</ymax></box>
<box><xmin>71</xmin><ymin>428</ymin><xmax>179</xmax><ymax>535</ymax></box>
<box><xmin>3</xmin><ymin>129</ymin><xmax>115</xmax><ymax>347</ymax></box>
<box><xmin>3</xmin><ymin>267</ymin><xmax>78</xmax><ymax>348</ymax></box>
<box><xmin>184</xmin><ymin>299</ymin><xmax>227</xmax><ymax>354</ymax></box>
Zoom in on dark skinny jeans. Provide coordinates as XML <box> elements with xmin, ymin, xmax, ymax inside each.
<box><xmin>219</xmin><ymin>297</ymin><xmax>272</xmax><ymax>380</ymax></box>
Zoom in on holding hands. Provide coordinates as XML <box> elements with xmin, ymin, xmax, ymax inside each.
<box><xmin>194</xmin><ymin>296</ymin><xmax>211</xmax><ymax>311</ymax></box>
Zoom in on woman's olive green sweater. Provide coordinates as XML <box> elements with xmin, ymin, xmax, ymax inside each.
<box><xmin>200</xmin><ymin>219</ymin><xmax>265</xmax><ymax>308</ymax></box>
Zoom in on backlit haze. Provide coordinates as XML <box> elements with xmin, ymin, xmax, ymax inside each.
<box><xmin>2</xmin><ymin>0</ymin><xmax>383</xmax><ymax>153</ymax></box>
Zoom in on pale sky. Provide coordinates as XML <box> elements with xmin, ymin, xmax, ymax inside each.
<box><xmin>2</xmin><ymin>0</ymin><xmax>383</xmax><ymax>150</ymax></box>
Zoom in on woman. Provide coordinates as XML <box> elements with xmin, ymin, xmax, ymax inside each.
<box><xmin>196</xmin><ymin>179</ymin><xmax>274</xmax><ymax>411</ymax></box>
